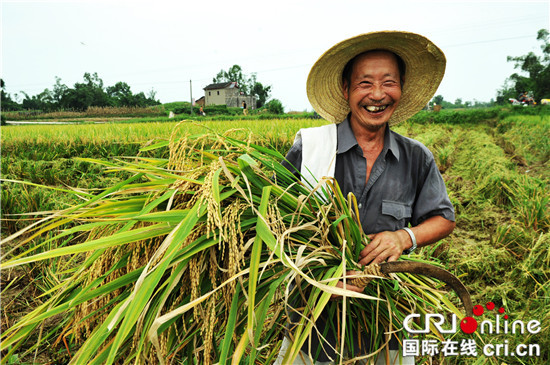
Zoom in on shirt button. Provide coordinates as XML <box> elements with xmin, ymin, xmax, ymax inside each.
<box><xmin>358</xmin><ymin>203</ymin><xmax>363</xmax><ymax>209</ymax></box>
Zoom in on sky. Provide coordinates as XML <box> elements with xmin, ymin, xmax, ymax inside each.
<box><xmin>2</xmin><ymin>0</ymin><xmax>549</xmax><ymax>112</ymax></box>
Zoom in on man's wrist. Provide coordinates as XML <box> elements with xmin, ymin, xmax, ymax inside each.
<box><xmin>402</xmin><ymin>227</ymin><xmax>417</xmax><ymax>254</ymax></box>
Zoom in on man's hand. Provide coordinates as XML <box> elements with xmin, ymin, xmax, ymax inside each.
<box><xmin>358</xmin><ymin>216</ymin><xmax>456</xmax><ymax>266</ymax></box>
<box><xmin>358</xmin><ymin>230</ymin><xmax>411</xmax><ymax>266</ymax></box>
<box><xmin>330</xmin><ymin>231</ymin><xmax>411</xmax><ymax>299</ymax></box>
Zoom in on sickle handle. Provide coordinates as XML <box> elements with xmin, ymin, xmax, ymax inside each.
<box><xmin>348</xmin><ymin>261</ymin><xmax>473</xmax><ymax>316</ymax></box>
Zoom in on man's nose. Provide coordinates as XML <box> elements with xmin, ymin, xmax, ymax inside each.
<box><xmin>370</xmin><ymin>84</ymin><xmax>385</xmax><ymax>100</ymax></box>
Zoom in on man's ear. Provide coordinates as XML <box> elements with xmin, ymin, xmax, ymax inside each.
<box><xmin>343</xmin><ymin>81</ymin><xmax>349</xmax><ymax>101</ymax></box>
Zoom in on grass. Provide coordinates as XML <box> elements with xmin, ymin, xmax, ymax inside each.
<box><xmin>497</xmin><ymin>114</ymin><xmax>550</xmax><ymax>178</ymax></box>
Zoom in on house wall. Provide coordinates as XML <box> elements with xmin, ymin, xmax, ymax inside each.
<box><xmin>205</xmin><ymin>89</ymin><xmax>227</xmax><ymax>106</ymax></box>
<box><xmin>223</xmin><ymin>88</ymin><xmax>240</xmax><ymax>107</ymax></box>
<box><xmin>236</xmin><ymin>95</ymin><xmax>256</xmax><ymax>109</ymax></box>
<box><xmin>205</xmin><ymin>87</ymin><xmax>256</xmax><ymax>108</ymax></box>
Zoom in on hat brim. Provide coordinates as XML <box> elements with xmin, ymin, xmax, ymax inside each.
<box><xmin>307</xmin><ymin>31</ymin><xmax>446</xmax><ymax>126</ymax></box>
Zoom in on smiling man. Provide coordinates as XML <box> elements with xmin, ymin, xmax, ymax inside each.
<box><xmin>278</xmin><ymin>31</ymin><xmax>456</xmax><ymax>364</ymax></box>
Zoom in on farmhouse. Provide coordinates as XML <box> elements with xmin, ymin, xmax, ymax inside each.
<box><xmin>203</xmin><ymin>82</ymin><xmax>256</xmax><ymax>109</ymax></box>
<box><xmin>195</xmin><ymin>96</ymin><xmax>205</xmax><ymax>107</ymax></box>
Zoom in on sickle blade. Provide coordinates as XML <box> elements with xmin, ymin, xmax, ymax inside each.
<box><xmin>379</xmin><ymin>261</ymin><xmax>473</xmax><ymax>316</ymax></box>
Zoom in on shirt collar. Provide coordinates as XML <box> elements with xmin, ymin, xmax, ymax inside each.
<box><xmin>337</xmin><ymin>117</ymin><xmax>400</xmax><ymax>161</ymax></box>
<box><xmin>385</xmin><ymin>125</ymin><xmax>400</xmax><ymax>161</ymax></box>
<box><xmin>336</xmin><ymin>117</ymin><xmax>357</xmax><ymax>154</ymax></box>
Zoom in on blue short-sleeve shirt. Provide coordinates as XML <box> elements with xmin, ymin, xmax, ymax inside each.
<box><xmin>283</xmin><ymin>117</ymin><xmax>455</xmax><ymax>234</ymax></box>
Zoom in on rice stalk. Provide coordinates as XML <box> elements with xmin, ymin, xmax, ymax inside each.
<box><xmin>0</xmin><ymin>129</ymin><xmax>465</xmax><ymax>364</ymax></box>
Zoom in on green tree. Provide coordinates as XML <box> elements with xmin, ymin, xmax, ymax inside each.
<box><xmin>249</xmin><ymin>74</ymin><xmax>271</xmax><ymax>108</ymax></box>
<box><xmin>1</xmin><ymin>79</ymin><xmax>22</xmax><ymax>111</ymax></box>
<box><xmin>432</xmin><ymin>95</ymin><xmax>444</xmax><ymax>105</ymax></box>
<box><xmin>106</xmin><ymin>82</ymin><xmax>160</xmax><ymax>107</ymax></box>
<box><xmin>6</xmin><ymin>74</ymin><xmax>160</xmax><ymax>112</ymax></box>
<box><xmin>498</xmin><ymin>29</ymin><xmax>550</xmax><ymax>103</ymax></box>
<box><xmin>18</xmin><ymin>77</ymin><xmax>67</xmax><ymax>111</ymax></box>
<box><xmin>60</xmin><ymin>72</ymin><xmax>110</xmax><ymax>110</ymax></box>
<box><xmin>496</xmin><ymin>79</ymin><xmax>517</xmax><ymax>104</ymax></box>
<box><xmin>147</xmin><ymin>88</ymin><xmax>158</xmax><ymax>102</ymax></box>
<box><xmin>213</xmin><ymin>65</ymin><xmax>250</xmax><ymax>94</ymax></box>
<box><xmin>265</xmin><ymin>98</ymin><xmax>284</xmax><ymax>114</ymax></box>
<box><xmin>52</xmin><ymin>77</ymin><xmax>69</xmax><ymax>105</ymax></box>
<box><xmin>21</xmin><ymin>89</ymin><xmax>56</xmax><ymax>111</ymax></box>
<box><xmin>107</xmin><ymin>82</ymin><xmax>134</xmax><ymax>107</ymax></box>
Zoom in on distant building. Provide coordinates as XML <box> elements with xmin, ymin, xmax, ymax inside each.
<box><xmin>203</xmin><ymin>82</ymin><xmax>256</xmax><ymax>108</ymax></box>
<box><xmin>195</xmin><ymin>96</ymin><xmax>205</xmax><ymax>107</ymax></box>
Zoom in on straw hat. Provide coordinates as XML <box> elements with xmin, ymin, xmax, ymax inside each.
<box><xmin>307</xmin><ymin>31</ymin><xmax>446</xmax><ymax>126</ymax></box>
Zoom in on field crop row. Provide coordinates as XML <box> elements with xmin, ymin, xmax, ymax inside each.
<box><xmin>1</xmin><ymin>118</ymin><xmax>327</xmax><ymax>160</ymax></box>
<box><xmin>2</xmin><ymin>106</ymin><xmax>167</xmax><ymax>121</ymax></box>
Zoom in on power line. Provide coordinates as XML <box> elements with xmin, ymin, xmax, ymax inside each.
<box><xmin>443</xmin><ymin>34</ymin><xmax>537</xmax><ymax>48</ymax></box>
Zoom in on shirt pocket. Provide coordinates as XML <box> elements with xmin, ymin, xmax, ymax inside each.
<box><xmin>381</xmin><ymin>200</ymin><xmax>412</xmax><ymax>229</ymax></box>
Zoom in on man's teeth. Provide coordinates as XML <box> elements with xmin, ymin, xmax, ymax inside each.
<box><xmin>365</xmin><ymin>105</ymin><xmax>387</xmax><ymax>112</ymax></box>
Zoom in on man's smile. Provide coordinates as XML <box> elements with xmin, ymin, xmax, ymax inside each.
<box><xmin>363</xmin><ymin>104</ymin><xmax>389</xmax><ymax>113</ymax></box>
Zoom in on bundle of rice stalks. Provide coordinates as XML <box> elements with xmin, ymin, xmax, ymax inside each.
<box><xmin>1</xmin><ymin>127</ymin><xmax>469</xmax><ymax>364</ymax></box>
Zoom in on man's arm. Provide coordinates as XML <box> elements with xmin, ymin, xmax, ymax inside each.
<box><xmin>358</xmin><ymin>215</ymin><xmax>455</xmax><ymax>266</ymax></box>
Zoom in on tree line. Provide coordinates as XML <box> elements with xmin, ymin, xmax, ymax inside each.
<box><xmin>496</xmin><ymin>28</ymin><xmax>550</xmax><ymax>104</ymax></box>
<box><xmin>430</xmin><ymin>95</ymin><xmax>495</xmax><ymax>109</ymax></box>
<box><xmin>1</xmin><ymin>65</ymin><xmax>273</xmax><ymax>113</ymax></box>
<box><xmin>429</xmin><ymin>29</ymin><xmax>549</xmax><ymax>109</ymax></box>
<box><xmin>1</xmin><ymin>73</ymin><xmax>161</xmax><ymax>112</ymax></box>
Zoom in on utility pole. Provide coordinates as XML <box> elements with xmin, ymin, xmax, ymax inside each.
<box><xmin>190</xmin><ymin>79</ymin><xmax>193</xmax><ymax>115</ymax></box>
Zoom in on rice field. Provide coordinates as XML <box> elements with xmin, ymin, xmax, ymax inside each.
<box><xmin>1</xmin><ymin>118</ymin><xmax>327</xmax><ymax>144</ymax></box>
<box><xmin>1</xmin><ymin>110</ymin><xmax>549</xmax><ymax>364</ymax></box>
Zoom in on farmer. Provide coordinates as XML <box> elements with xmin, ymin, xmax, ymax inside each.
<box><xmin>277</xmin><ymin>31</ymin><xmax>456</xmax><ymax>364</ymax></box>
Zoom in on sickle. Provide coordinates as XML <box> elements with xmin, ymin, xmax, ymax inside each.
<box><xmin>348</xmin><ymin>261</ymin><xmax>473</xmax><ymax>316</ymax></box>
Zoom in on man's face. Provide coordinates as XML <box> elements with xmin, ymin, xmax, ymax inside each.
<box><xmin>343</xmin><ymin>51</ymin><xmax>403</xmax><ymax>131</ymax></box>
